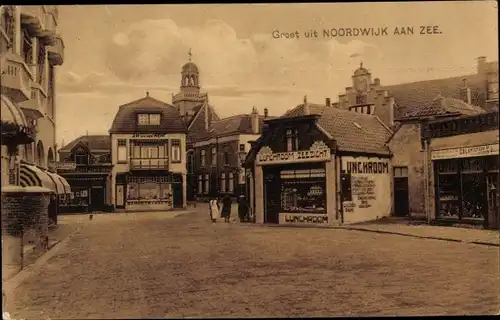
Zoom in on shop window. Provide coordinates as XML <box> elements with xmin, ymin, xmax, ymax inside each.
<box><xmin>437</xmin><ymin>160</ymin><xmax>458</xmax><ymax>173</ymax></box>
<box><xmin>211</xmin><ymin>147</ymin><xmax>216</xmax><ymax>166</ymax></box>
<box><xmin>127</xmin><ymin>176</ymin><xmax>171</xmax><ymax>201</ymax></box>
<box><xmin>201</xmin><ymin>150</ymin><xmax>206</xmax><ymax>167</ymax></box>
<box><xmin>460</xmin><ymin>158</ymin><xmax>484</xmax><ymax>173</ymax></box>
<box><xmin>117</xmin><ymin>139</ymin><xmax>127</xmax><ymax>163</ymax></box>
<box><xmin>340</xmin><ymin>172</ymin><xmax>352</xmax><ymax>202</ymax></box>
<box><xmin>280</xmin><ymin>169</ymin><xmax>326</xmax><ymax>214</ymax></box>
<box><xmin>285</xmin><ymin>128</ymin><xmax>299</xmax><ymax>152</ymax></box>
<box><xmin>171</xmin><ymin>139</ymin><xmax>181</xmax><ymax>163</ymax></box>
<box><xmin>228</xmin><ymin>172</ymin><xmax>234</xmax><ymax>193</ymax></box>
<box><xmin>393</xmin><ymin>166</ymin><xmax>408</xmax><ymax>178</ymax></box>
<box><xmin>220</xmin><ymin>173</ymin><xmax>226</xmax><ymax>193</ymax></box>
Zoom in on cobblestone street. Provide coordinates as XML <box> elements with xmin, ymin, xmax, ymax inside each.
<box><xmin>5</xmin><ymin>206</ymin><xmax>500</xmax><ymax>319</ymax></box>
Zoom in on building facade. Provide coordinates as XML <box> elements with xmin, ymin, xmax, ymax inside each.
<box><xmin>109</xmin><ymin>94</ymin><xmax>187</xmax><ymax>211</ymax></box>
<box><xmin>245</xmin><ymin>98</ymin><xmax>393</xmax><ymax>226</ymax></box>
<box><xmin>192</xmin><ymin>107</ymin><xmax>270</xmax><ymax>200</ymax></box>
<box><xmin>1</xmin><ymin>5</ymin><xmax>69</xmax><ymax>203</ymax></box>
<box><xmin>421</xmin><ymin>112</ymin><xmax>499</xmax><ymax>229</ymax></box>
<box><xmin>57</xmin><ymin>135</ymin><xmax>113</xmax><ymax>213</ymax></box>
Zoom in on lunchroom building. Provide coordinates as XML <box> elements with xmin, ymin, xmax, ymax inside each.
<box><xmin>244</xmin><ymin>98</ymin><xmax>394</xmax><ymax>226</ymax></box>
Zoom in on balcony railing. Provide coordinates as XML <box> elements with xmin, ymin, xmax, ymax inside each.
<box><xmin>130</xmin><ymin>158</ymin><xmax>169</xmax><ymax>170</ymax></box>
<box><xmin>47</xmin><ymin>34</ymin><xmax>64</xmax><ymax>65</ymax></box>
<box><xmin>0</xmin><ymin>52</ymin><xmax>33</xmax><ymax>103</ymax></box>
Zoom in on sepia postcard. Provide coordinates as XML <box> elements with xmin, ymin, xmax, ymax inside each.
<box><xmin>1</xmin><ymin>2</ymin><xmax>499</xmax><ymax>319</ymax></box>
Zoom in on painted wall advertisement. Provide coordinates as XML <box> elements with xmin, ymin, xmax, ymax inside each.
<box><xmin>341</xmin><ymin>156</ymin><xmax>392</xmax><ymax>224</ymax></box>
<box><xmin>279</xmin><ymin>213</ymin><xmax>328</xmax><ymax>225</ymax></box>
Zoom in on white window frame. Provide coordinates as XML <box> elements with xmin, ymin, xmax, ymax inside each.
<box><xmin>171</xmin><ymin>139</ymin><xmax>181</xmax><ymax>163</ymax></box>
<box><xmin>228</xmin><ymin>172</ymin><xmax>234</xmax><ymax>193</ymax></box>
<box><xmin>201</xmin><ymin>150</ymin><xmax>206</xmax><ymax>167</ymax></box>
<box><xmin>220</xmin><ymin>173</ymin><xmax>226</xmax><ymax>193</ymax></box>
<box><xmin>137</xmin><ymin>113</ymin><xmax>161</xmax><ymax>125</ymax></box>
<box><xmin>117</xmin><ymin>139</ymin><xmax>127</xmax><ymax>163</ymax></box>
<box><xmin>211</xmin><ymin>147</ymin><xmax>216</xmax><ymax>166</ymax></box>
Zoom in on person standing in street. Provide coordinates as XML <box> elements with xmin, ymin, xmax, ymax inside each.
<box><xmin>209</xmin><ymin>197</ymin><xmax>220</xmax><ymax>223</ymax></box>
<box><xmin>238</xmin><ymin>195</ymin><xmax>249</xmax><ymax>223</ymax></box>
<box><xmin>221</xmin><ymin>194</ymin><xmax>232</xmax><ymax>223</ymax></box>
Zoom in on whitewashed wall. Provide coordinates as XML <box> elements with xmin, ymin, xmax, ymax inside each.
<box><xmin>341</xmin><ymin>156</ymin><xmax>392</xmax><ymax>224</ymax></box>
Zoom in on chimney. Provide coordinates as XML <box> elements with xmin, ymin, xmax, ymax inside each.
<box><xmin>264</xmin><ymin>108</ymin><xmax>268</xmax><ymax>118</ymax></box>
<box><xmin>325</xmin><ymin>97</ymin><xmax>331</xmax><ymax>107</ymax></box>
<box><xmin>303</xmin><ymin>95</ymin><xmax>310</xmax><ymax>115</ymax></box>
<box><xmin>373</xmin><ymin>78</ymin><xmax>381</xmax><ymax>87</ymax></box>
<box><xmin>477</xmin><ymin>56</ymin><xmax>487</xmax><ymax>75</ymax></box>
<box><xmin>251</xmin><ymin>107</ymin><xmax>259</xmax><ymax>134</ymax></box>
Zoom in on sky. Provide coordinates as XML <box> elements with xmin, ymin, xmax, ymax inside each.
<box><xmin>55</xmin><ymin>1</ymin><xmax>498</xmax><ymax>146</ymax></box>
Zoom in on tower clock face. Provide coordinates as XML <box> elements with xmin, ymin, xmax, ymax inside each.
<box><xmin>356</xmin><ymin>77</ymin><xmax>368</xmax><ymax>92</ymax></box>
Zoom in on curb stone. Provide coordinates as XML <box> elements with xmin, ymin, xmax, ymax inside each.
<box><xmin>238</xmin><ymin>223</ymin><xmax>499</xmax><ymax>247</ymax></box>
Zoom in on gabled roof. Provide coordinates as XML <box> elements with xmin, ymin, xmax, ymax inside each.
<box><xmin>281</xmin><ymin>103</ymin><xmax>326</xmax><ymax>118</ymax></box>
<box><xmin>59</xmin><ymin>135</ymin><xmax>110</xmax><ymax>153</ymax></box>
<box><xmin>403</xmin><ymin>95</ymin><xmax>486</xmax><ymax>119</ymax></box>
<box><xmin>384</xmin><ymin>74</ymin><xmax>488</xmax><ymax>118</ymax></box>
<box><xmin>196</xmin><ymin>113</ymin><xmax>274</xmax><ymax>141</ymax></box>
<box><xmin>109</xmin><ymin>95</ymin><xmax>186</xmax><ymax>134</ymax></box>
<box><xmin>317</xmin><ymin>107</ymin><xmax>393</xmax><ymax>155</ymax></box>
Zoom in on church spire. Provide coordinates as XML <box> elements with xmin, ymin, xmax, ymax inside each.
<box><xmin>188</xmin><ymin>48</ymin><xmax>192</xmax><ymax>62</ymax></box>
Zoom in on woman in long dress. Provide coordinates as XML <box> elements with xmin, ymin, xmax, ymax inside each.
<box><xmin>209</xmin><ymin>197</ymin><xmax>221</xmax><ymax>223</ymax></box>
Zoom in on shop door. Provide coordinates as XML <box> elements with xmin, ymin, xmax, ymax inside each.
<box><xmin>393</xmin><ymin>167</ymin><xmax>409</xmax><ymax>217</ymax></box>
<box><xmin>90</xmin><ymin>186</ymin><xmax>105</xmax><ymax>212</ymax></box>
<box><xmin>173</xmin><ymin>183</ymin><xmax>183</xmax><ymax>208</ymax></box>
<box><xmin>264</xmin><ymin>171</ymin><xmax>280</xmax><ymax>224</ymax></box>
<box><xmin>116</xmin><ymin>184</ymin><xmax>125</xmax><ymax>208</ymax></box>
<box><xmin>486</xmin><ymin>174</ymin><xmax>499</xmax><ymax>229</ymax></box>
<box><xmin>461</xmin><ymin>173</ymin><xmax>487</xmax><ymax>220</ymax></box>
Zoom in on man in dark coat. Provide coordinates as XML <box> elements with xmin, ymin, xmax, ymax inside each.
<box><xmin>238</xmin><ymin>195</ymin><xmax>249</xmax><ymax>223</ymax></box>
<box><xmin>221</xmin><ymin>194</ymin><xmax>232</xmax><ymax>223</ymax></box>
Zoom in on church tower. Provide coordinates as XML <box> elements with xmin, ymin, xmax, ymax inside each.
<box><xmin>172</xmin><ymin>49</ymin><xmax>209</xmax><ymax>123</ymax></box>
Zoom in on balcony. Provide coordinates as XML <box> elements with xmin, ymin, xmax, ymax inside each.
<box><xmin>130</xmin><ymin>158</ymin><xmax>169</xmax><ymax>171</ymax></box>
<box><xmin>0</xmin><ymin>52</ymin><xmax>33</xmax><ymax>103</ymax></box>
<box><xmin>20</xmin><ymin>6</ymin><xmax>55</xmax><ymax>45</ymax></box>
<box><xmin>18</xmin><ymin>82</ymin><xmax>46</xmax><ymax>120</ymax></box>
<box><xmin>47</xmin><ymin>34</ymin><xmax>64</xmax><ymax>65</ymax></box>
<box><xmin>44</xmin><ymin>6</ymin><xmax>58</xmax><ymax>33</ymax></box>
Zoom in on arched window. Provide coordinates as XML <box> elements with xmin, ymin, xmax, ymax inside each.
<box><xmin>47</xmin><ymin>148</ymin><xmax>54</xmax><ymax>163</ymax></box>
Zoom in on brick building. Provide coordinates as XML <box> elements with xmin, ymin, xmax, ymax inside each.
<box><xmin>192</xmin><ymin>107</ymin><xmax>270</xmax><ymax>200</ymax></box>
<box><xmin>57</xmin><ymin>135</ymin><xmax>113</xmax><ymax>213</ymax></box>
<box><xmin>244</xmin><ymin>97</ymin><xmax>393</xmax><ymax>226</ymax></box>
<box><xmin>335</xmin><ymin>58</ymin><xmax>498</xmax><ymax>218</ymax></box>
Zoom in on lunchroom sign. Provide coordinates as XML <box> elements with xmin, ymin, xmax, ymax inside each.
<box><xmin>256</xmin><ymin>141</ymin><xmax>331</xmax><ymax>165</ymax></box>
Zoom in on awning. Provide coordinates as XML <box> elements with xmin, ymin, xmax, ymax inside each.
<box><xmin>19</xmin><ymin>163</ymin><xmax>55</xmax><ymax>193</ymax></box>
<box><xmin>430</xmin><ymin>130</ymin><xmax>500</xmax><ymax>160</ymax></box>
<box><xmin>44</xmin><ymin>170</ymin><xmax>71</xmax><ymax>195</ymax></box>
<box><xmin>1</xmin><ymin>95</ymin><xmax>33</xmax><ymax>145</ymax></box>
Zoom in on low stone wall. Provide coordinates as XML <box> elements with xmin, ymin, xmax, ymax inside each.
<box><xmin>1</xmin><ymin>186</ymin><xmax>52</xmax><ymax>281</ymax></box>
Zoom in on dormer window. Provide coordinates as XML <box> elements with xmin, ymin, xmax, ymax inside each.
<box><xmin>285</xmin><ymin>128</ymin><xmax>299</xmax><ymax>152</ymax></box>
<box><xmin>137</xmin><ymin>113</ymin><xmax>161</xmax><ymax>125</ymax></box>
<box><xmin>75</xmin><ymin>150</ymin><xmax>88</xmax><ymax>165</ymax></box>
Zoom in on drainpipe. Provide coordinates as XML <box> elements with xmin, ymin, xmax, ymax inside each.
<box><xmin>423</xmin><ymin>139</ymin><xmax>431</xmax><ymax>225</ymax></box>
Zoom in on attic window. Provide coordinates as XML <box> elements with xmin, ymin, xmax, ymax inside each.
<box><xmin>353</xmin><ymin>122</ymin><xmax>362</xmax><ymax>129</ymax></box>
<box><xmin>137</xmin><ymin>113</ymin><xmax>161</xmax><ymax>125</ymax></box>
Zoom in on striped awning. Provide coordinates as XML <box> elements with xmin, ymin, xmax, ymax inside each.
<box><xmin>44</xmin><ymin>170</ymin><xmax>71</xmax><ymax>194</ymax></box>
<box><xmin>20</xmin><ymin>163</ymin><xmax>56</xmax><ymax>193</ymax></box>
<box><xmin>1</xmin><ymin>95</ymin><xmax>28</xmax><ymax>127</ymax></box>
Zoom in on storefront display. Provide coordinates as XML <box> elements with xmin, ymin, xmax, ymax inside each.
<box><xmin>280</xmin><ymin>169</ymin><xmax>326</xmax><ymax>214</ymax></box>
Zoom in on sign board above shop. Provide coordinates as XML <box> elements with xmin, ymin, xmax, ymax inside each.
<box><xmin>49</xmin><ymin>161</ymin><xmax>77</xmax><ymax>171</ymax></box>
<box><xmin>256</xmin><ymin>140</ymin><xmax>331</xmax><ymax>165</ymax></box>
<box><xmin>131</xmin><ymin>133</ymin><xmax>168</xmax><ymax>139</ymax></box>
<box><xmin>431</xmin><ymin>144</ymin><xmax>499</xmax><ymax>160</ymax></box>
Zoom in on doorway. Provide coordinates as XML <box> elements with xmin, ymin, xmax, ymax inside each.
<box><xmin>393</xmin><ymin>166</ymin><xmax>410</xmax><ymax>217</ymax></box>
<box><xmin>172</xmin><ymin>182</ymin><xmax>183</xmax><ymax>208</ymax></box>
<box><xmin>90</xmin><ymin>186</ymin><xmax>105</xmax><ymax>212</ymax></box>
<box><xmin>264</xmin><ymin>170</ymin><xmax>281</xmax><ymax>224</ymax></box>
<box><xmin>116</xmin><ymin>184</ymin><xmax>125</xmax><ymax>208</ymax></box>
